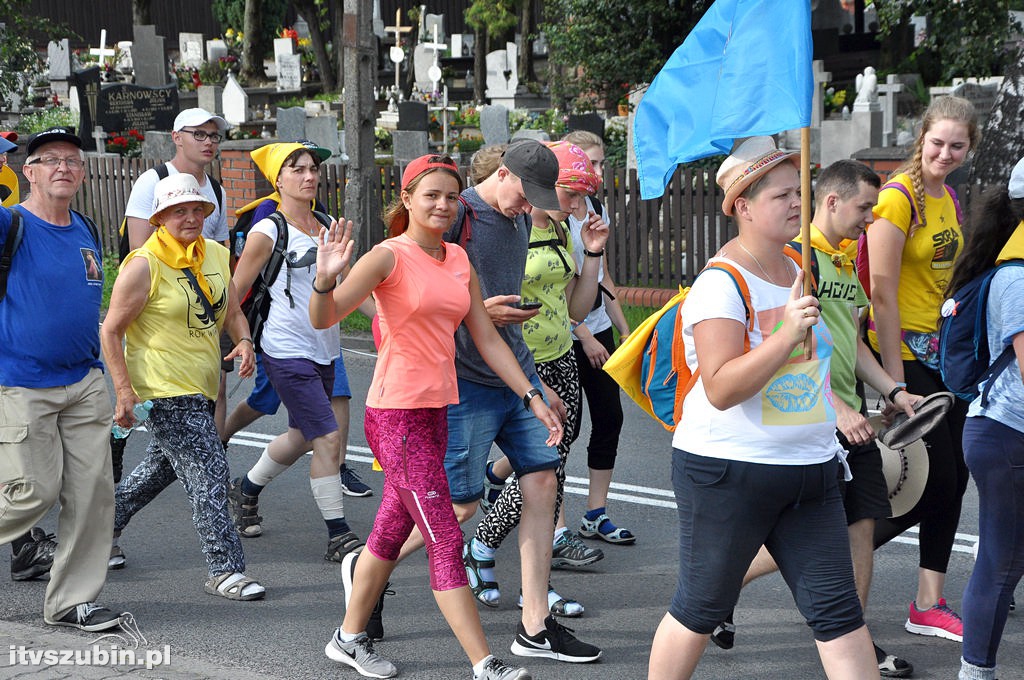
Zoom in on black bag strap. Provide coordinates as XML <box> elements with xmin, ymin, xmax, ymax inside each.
<box><xmin>0</xmin><ymin>208</ymin><xmax>23</xmax><ymax>303</ymax></box>
<box><xmin>180</xmin><ymin>267</ymin><xmax>218</xmax><ymax>322</ymax></box>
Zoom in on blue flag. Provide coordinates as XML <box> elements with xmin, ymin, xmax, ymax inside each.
<box><xmin>633</xmin><ymin>0</ymin><xmax>812</xmax><ymax>199</ymax></box>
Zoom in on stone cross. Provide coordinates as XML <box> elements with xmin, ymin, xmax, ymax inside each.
<box><xmin>92</xmin><ymin>126</ymin><xmax>108</xmax><ymax>155</ymax></box>
<box><xmin>811</xmin><ymin>60</ymin><xmax>831</xmax><ymax>128</ymax></box>
<box><xmin>90</xmin><ymin>29</ymin><xmax>115</xmax><ymax>66</ymax></box>
<box><xmin>877</xmin><ymin>75</ymin><xmax>903</xmax><ymax>147</ymax></box>
<box><xmin>384</xmin><ymin>10</ymin><xmax>412</xmax><ymax>92</ymax></box>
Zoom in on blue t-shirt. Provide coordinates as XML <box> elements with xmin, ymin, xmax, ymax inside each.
<box><xmin>968</xmin><ymin>265</ymin><xmax>1024</xmax><ymax>433</ymax></box>
<box><xmin>0</xmin><ymin>206</ymin><xmax>104</xmax><ymax>388</ymax></box>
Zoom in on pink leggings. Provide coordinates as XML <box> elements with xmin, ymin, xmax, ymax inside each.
<box><xmin>363</xmin><ymin>406</ymin><xmax>467</xmax><ymax>591</ymax></box>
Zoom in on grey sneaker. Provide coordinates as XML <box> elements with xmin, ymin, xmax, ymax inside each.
<box><xmin>325</xmin><ymin>629</ymin><xmax>398</xmax><ymax>678</ymax></box>
<box><xmin>475</xmin><ymin>655</ymin><xmax>532</xmax><ymax>680</ymax></box>
<box><xmin>551</xmin><ymin>530</ymin><xmax>604</xmax><ymax>569</ymax></box>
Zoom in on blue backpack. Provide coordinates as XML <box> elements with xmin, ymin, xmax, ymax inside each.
<box><xmin>938</xmin><ymin>260</ymin><xmax>1024</xmax><ymax>404</ymax></box>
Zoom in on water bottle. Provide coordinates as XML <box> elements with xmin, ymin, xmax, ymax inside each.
<box><xmin>234</xmin><ymin>231</ymin><xmax>246</xmax><ymax>258</ymax></box>
<box><xmin>111</xmin><ymin>400</ymin><xmax>153</xmax><ymax>439</ymax></box>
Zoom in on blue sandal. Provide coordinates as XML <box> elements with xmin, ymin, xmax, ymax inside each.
<box><xmin>580</xmin><ymin>512</ymin><xmax>636</xmax><ymax>545</ymax></box>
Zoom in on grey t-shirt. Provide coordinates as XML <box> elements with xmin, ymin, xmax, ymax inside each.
<box><xmin>444</xmin><ymin>187</ymin><xmax>535</xmax><ymax>387</ymax></box>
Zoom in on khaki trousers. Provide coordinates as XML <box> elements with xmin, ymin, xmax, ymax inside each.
<box><xmin>0</xmin><ymin>368</ymin><xmax>114</xmax><ymax>621</ymax></box>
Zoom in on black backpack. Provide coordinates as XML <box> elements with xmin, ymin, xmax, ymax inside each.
<box><xmin>117</xmin><ymin>163</ymin><xmax>224</xmax><ymax>262</ymax></box>
<box><xmin>240</xmin><ymin>209</ymin><xmax>332</xmax><ymax>351</ymax></box>
<box><xmin>1</xmin><ymin>207</ymin><xmax>102</xmax><ymax>303</ymax></box>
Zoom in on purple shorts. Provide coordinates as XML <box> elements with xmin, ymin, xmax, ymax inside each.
<box><xmin>260</xmin><ymin>354</ymin><xmax>337</xmax><ymax>441</ymax></box>
<box><xmin>364</xmin><ymin>406</ymin><xmax>467</xmax><ymax>592</ymax></box>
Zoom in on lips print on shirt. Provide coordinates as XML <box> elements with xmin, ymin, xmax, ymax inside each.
<box><xmin>765</xmin><ymin>372</ymin><xmax>819</xmax><ymax>412</ymax></box>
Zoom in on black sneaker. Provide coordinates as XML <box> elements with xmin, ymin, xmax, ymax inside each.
<box><xmin>340</xmin><ymin>464</ymin><xmax>373</xmax><ymax>497</ymax></box>
<box><xmin>366</xmin><ymin>584</ymin><xmax>393</xmax><ymax>641</ymax></box>
<box><xmin>510</xmin><ymin>615</ymin><xmax>601</xmax><ymax>663</ymax></box>
<box><xmin>710</xmin><ymin>613</ymin><xmax>735</xmax><ymax>650</ymax></box>
<box><xmin>45</xmin><ymin>603</ymin><xmax>123</xmax><ymax>632</ymax></box>
<box><xmin>11</xmin><ymin>528</ymin><xmax>57</xmax><ymax>581</ymax></box>
<box><xmin>109</xmin><ymin>432</ymin><xmax>127</xmax><ymax>484</ymax></box>
<box><xmin>875</xmin><ymin>643</ymin><xmax>913</xmax><ymax>678</ymax></box>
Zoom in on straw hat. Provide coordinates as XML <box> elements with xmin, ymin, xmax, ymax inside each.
<box><xmin>715</xmin><ymin>136</ymin><xmax>799</xmax><ymax>216</ymax></box>
<box><xmin>869</xmin><ymin>415</ymin><xmax>929</xmax><ymax>518</ymax></box>
<box><xmin>149</xmin><ymin>173</ymin><xmax>216</xmax><ymax>226</ymax></box>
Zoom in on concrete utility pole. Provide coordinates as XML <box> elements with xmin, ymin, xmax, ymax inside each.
<box><xmin>343</xmin><ymin>0</ymin><xmax>381</xmax><ymax>254</ymax></box>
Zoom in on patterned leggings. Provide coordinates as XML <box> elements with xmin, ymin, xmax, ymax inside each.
<box><xmin>364</xmin><ymin>406</ymin><xmax>466</xmax><ymax>591</ymax></box>
<box><xmin>114</xmin><ymin>394</ymin><xmax>245</xmax><ymax>577</ymax></box>
<box><xmin>475</xmin><ymin>350</ymin><xmax>581</xmax><ymax>550</ymax></box>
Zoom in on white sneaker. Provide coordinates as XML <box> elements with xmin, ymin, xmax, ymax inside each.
<box><xmin>325</xmin><ymin>629</ymin><xmax>398</xmax><ymax>678</ymax></box>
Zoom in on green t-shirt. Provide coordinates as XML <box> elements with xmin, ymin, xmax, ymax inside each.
<box><xmin>521</xmin><ymin>219</ymin><xmax>575</xmax><ymax>363</ymax></box>
<box><xmin>812</xmin><ymin>242</ymin><xmax>868</xmax><ymax>411</ymax></box>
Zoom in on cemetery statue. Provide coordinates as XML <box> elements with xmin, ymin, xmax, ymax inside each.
<box><xmin>855</xmin><ymin>66</ymin><xmax>879</xmax><ymax>106</ymax></box>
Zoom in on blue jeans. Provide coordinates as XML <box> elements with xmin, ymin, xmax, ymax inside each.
<box><xmin>444</xmin><ymin>375</ymin><xmax>559</xmax><ymax>504</ymax></box>
<box><xmin>962</xmin><ymin>416</ymin><xmax>1024</xmax><ymax>669</ymax></box>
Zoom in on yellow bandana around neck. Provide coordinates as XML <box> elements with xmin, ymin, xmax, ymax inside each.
<box><xmin>143</xmin><ymin>227</ymin><xmax>212</xmax><ymax>302</ymax></box>
<box><xmin>997</xmin><ymin>221</ymin><xmax>1024</xmax><ymax>264</ymax></box>
<box><xmin>799</xmin><ymin>223</ymin><xmax>854</xmax><ymax>273</ymax></box>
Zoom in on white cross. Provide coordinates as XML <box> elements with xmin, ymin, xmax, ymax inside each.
<box><xmin>423</xmin><ymin>25</ymin><xmax>447</xmax><ymax>94</ymax></box>
<box><xmin>90</xmin><ymin>29</ymin><xmax>115</xmax><ymax>65</ymax></box>
<box><xmin>811</xmin><ymin>60</ymin><xmax>831</xmax><ymax>128</ymax></box>
<box><xmin>878</xmin><ymin>75</ymin><xmax>904</xmax><ymax>146</ymax></box>
<box><xmin>384</xmin><ymin>10</ymin><xmax>412</xmax><ymax>91</ymax></box>
<box><xmin>93</xmin><ymin>125</ymin><xmax>108</xmax><ymax>154</ymax></box>
<box><xmin>428</xmin><ymin>85</ymin><xmax>458</xmax><ymax>153</ymax></box>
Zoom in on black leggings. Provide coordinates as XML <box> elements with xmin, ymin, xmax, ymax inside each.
<box><xmin>571</xmin><ymin>327</ymin><xmax>624</xmax><ymax>471</ymax></box>
<box><xmin>873</xmin><ymin>358</ymin><xmax>970</xmax><ymax>573</ymax></box>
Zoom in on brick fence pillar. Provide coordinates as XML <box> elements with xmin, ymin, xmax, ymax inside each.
<box><xmin>218</xmin><ymin>139</ymin><xmax>272</xmax><ymax>219</ymax></box>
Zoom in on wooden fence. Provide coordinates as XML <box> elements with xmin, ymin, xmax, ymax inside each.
<box><xmin>71</xmin><ymin>156</ymin><xmax>739</xmax><ymax>290</ymax></box>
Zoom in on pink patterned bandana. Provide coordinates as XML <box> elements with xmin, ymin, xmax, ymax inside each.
<box><xmin>545</xmin><ymin>141</ymin><xmax>600</xmax><ymax>195</ymax></box>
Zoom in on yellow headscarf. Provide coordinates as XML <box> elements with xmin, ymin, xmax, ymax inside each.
<box><xmin>996</xmin><ymin>221</ymin><xmax>1024</xmax><ymax>264</ymax></box>
<box><xmin>143</xmin><ymin>226</ymin><xmax>212</xmax><ymax>302</ymax></box>
<box><xmin>250</xmin><ymin>141</ymin><xmax>331</xmax><ymax>187</ymax></box>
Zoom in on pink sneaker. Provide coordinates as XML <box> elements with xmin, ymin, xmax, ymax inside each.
<box><xmin>904</xmin><ymin>597</ymin><xmax>963</xmax><ymax>642</ymax></box>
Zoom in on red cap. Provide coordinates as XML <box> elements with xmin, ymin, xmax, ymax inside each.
<box><xmin>401</xmin><ymin>154</ymin><xmax>462</xmax><ymax>192</ymax></box>
<box><xmin>0</xmin><ymin>131</ymin><xmax>18</xmax><ymax>142</ymax></box>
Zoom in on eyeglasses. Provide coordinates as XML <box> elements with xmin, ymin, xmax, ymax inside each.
<box><xmin>286</xmin><ymin>246</ymin><xmax>318</xmax><ymax>269</ymax></box>
<box><xmin>28</xmin><ymin>156</ymin><xmax>85</xmax><ymax>170</ymax></box>
<box><xmin>180</xmin><ymin>129</ymin><xmax>223</xmax><ymax>144</ymax></box>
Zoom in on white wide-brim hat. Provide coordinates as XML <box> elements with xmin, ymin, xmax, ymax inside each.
<box><xmin>869</xmin><ymin>414</ymin><xmax>929</xmax><ymax>519</ymax></box>
<box><xmin>715</xmin><ymin>136</ymin><xmax>799</xmax><ymax>216</ymax></box>
<box><xmin>150</xmin><ymin>173</ymin><xmax>215</xmax><ymax>225</ymax></box>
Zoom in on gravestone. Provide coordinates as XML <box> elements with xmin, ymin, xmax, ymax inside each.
<box><xmin>878</xmin><ymin>75</ymin><xmax>903</xmax><ymax>147</ymax></box>
<box><xmin>567</xmin><ymin>113</ymin><xmax>603</xmax><ymax>139</ymax></box>
<box><xmin>96</xmin><ymin>82</ymin><xmax>178</xmax><ymax>136</ymax></box>
<box><xmin>116</xmin><ymin>41</ymin><xmax>133</xmax><ymax>74</ymax></box>
<box><xmin>70</xmin><ymin>67</ymin><xmax>103</xmax><ymax>151</ymax></box>
<box><xmin>179</xmin><ymin>32</ymin><xmax>204</xmax><ymax>68</ymax></box>
<box><xmin>306</xmin><ymin>114</ymin><xmax>341</xmax><ymax>159</ymax></box>
<box><xmin>392</xmin><ymin>130</ymin><xmax>429</xmax><ymax>164</ymax></box>
<box><xmin>820</xmin><ymin>108</ymin><xmax>882</xmax><ymax>169</ymax></box>
<box><xmin>423</xmin><ymin>14</ymin><xmax>445</xmax><ymax>45</ymax></box>
<box><xmin>480</xmin><ymin>104</ymin><xmax>510</xmax><ymax>145</ymax></box>
<box><xmin>511</xmin><ymin>129</ymin><xmax>549</xmax><ymax>142</ymax></box>
<box><xmin>811</xmin><ymin>60</ymin><xmax>831</xmax><ymax>128</ymax></box>
<box><xmin>412</xmin><ymin>44</ymin><xmax>436</xmax><ymax>91</ymax></box>
<box><xmin>274</xmin><ymin>38</ymin><xmax>301</xmax><ymax>91</ymax></box>
<box><xmin>853</xmin><ymin>66</ymin><xmax>880</xmax><ymax>113</ymax></box>
<box><xmin>222</xmin><ymin>72</ymin><xmax>248</xmax><ymax>125</ymax></box>
<box><xmin>206</xmin><ymin>39</ymin><xmax>228</xmax><ymax>63</ymax></box>
<box><xmin>48</xmin><ymin>39</ymin><xmax>71</xmax><ymax>80</ymax></box>
<box><xmin>141</xmin><ymin>131</ymin><xmax>175</xmax><ymax>160</ymax></box>
<box><xmin>197</xmin><ymin>85</ymin><xmax>223</xmax><ymax>117</ymax></box>
<box><xmin>398</xmin><ymin>101</ymin><xmax>429</xmax><ymax>131</ymax></box>
<box><xmin>485</xmin><ymin>44</ymin><xmax>518</xmax><ymax>106</ymax></box>
<box><xmin>132</xmin><ymin>25</ymin><xmax>169</xmax><ymax>87</ymax></box>
<box><xmin>276</xmin><ymin>106</ymin><xmax>307</xmax><ymax>141</ymax></box>
<box><xmin>952</xmin><ymin>80</ymin><xmax>1000</xmax><ymax>128</ymax></box>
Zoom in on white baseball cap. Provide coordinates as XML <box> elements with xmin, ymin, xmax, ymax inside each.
<box><xmin>1009</xmin><ymin>156</ymin><xmax>1024</xmax><ymax>199</ymax></box>
<box><xmin>173</xmin><ymin>108</ymin><xmax>229</xmax><ymax>133</ymax></box>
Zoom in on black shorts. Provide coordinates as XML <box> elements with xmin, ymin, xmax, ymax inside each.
<box><xmin>837</xmin><ymin>430</ymin><xmax>891</xmax><ymax>524</ymax></box>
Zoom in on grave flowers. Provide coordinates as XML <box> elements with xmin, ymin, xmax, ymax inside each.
<box><xmin>106</xmin><ymin>129</ymin><xmax>144</xmax><ymax>157</ymax></box>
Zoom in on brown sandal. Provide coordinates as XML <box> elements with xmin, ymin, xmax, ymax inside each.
<box><xmin>204</xmin><ymin>572</ymin><xmax>265</xmax><ymax>601</ymax></box>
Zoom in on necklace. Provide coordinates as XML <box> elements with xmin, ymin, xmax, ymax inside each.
<box><xmin>737</xmin><ymin>240</ymin><xmax>781</xmax><ymax>286</ymax></box>
<box><xmin>280</xmin><ymin>210</ymin><xmax>320</xmax><ymax>238</ymax></box>
<box><xmin>406</xmin><ymin>234</ymin><xmax>443</xmax><ymax>252</ymax></box>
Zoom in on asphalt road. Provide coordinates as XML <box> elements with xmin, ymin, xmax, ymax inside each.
<box><xmin>1</xmin><ymin>347</ymin><xmax>1019</xmax><ymax>679</ymax></box>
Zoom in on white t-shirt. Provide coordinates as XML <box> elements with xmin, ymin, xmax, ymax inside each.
<box><xmin>672</xmin><ymin>257</ymin><xmax>842</xmax><ymax>465</ymax></box>
<box><xmin>124</xmin><ymin>162</ymin><xmax>229</xmax><ymax>243</ymax></box>
<box><xmin>249</xmin><ymin>216</ymin><xmax>339</xmax><ymax>365</ymax></box>
<box><xmin>569</xmin><ymin>196</ymin><xmax>611</xmax><ymax>335</ymax></box>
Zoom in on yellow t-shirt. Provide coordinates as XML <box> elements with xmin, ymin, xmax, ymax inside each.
<box><xmin>522</xmin><ymin>220</ymin><xmax>575</xmax><ymax>363</ymax></box>
<box><xmin>867</xmin><ymin>174</ymin><xmax>961</xmax><ymax>359</ymax></box>
<box><xmin>0</xmin><ymin>165</ymin><xmax>19</xmax><ymax>207</ymax></box>
<box><xmin>123</xmin><ymin>241</ymin><xmax>231</xmax><ymax>400</ymax></box>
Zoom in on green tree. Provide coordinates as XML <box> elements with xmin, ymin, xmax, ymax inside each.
<box><xmin>0</xmin><ymin>0</ymin><xmax>71</xmax><ymax>109</ymax></box>
<box><xmin>873</xmin><ymin>0</ymin><xmax>1018</xmax><ymax>84</ymax></box>
<box><xmin>465</xmin><ymin>0</ymin><xmax>520</xmax><ymax>101</ymax></box>
<box><xmin>542</xmin><ymin>0</ymin><xmax>712</xmax><ymax>113</ymax></box>
<box><xmin>212</xmin><ymin>0</ymin><xmax>288</xmax><ymax>83</ymax></box>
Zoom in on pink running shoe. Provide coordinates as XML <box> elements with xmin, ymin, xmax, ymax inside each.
<box><xmin>904</xmin><ymin>598</ymin><xmax>963</xmax><ymax>642</ymax></box>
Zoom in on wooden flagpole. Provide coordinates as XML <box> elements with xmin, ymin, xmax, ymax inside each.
<box><xmin>801</xmin><ymin>126</ymin><xmax>813</xmax><ymax>358</ymax></box>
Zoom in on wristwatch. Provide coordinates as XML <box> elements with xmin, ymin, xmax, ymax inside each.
<box><xmin>887</xmin><ymin>385</ymin><xmax>906</xmax><ymax>403</ymax></box>
<box><xmin>523</xmin><ymin>388</ymin><xmax>543</xmax><ymax>410</ymax></box>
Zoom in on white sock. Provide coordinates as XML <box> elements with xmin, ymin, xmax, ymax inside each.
<box><xmin>338</xmin><ymin>627</ymin><xmax>361</xmax><ymax>643</ymax></box>
<box><xmin>247</xmin><ymin>448</ymin><xmax>290</xmax><ymax>487</ymax></box>
<box><xmin>472</xmin><ymin>655</ymin><xmax>493</xmax><ymax>678</ymax></box>
<box><xmin>310</xmin><ymin>474</ymin><xmax>346</xmax><ymax>520</ymax></box>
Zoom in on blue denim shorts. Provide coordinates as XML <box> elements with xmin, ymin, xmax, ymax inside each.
<box><xmin>247</xmin><ymin>352</ymin><xmax>352</xmax><ymax>415</ymax></box>
<box><xmin>444</xmin><ymin>374</ymin><xmax>560</xmax><ymax>504</ymax></box>
<box><xmin>260</xmin><ymin>354</ymin><xmax>337</xmax><ymax>441</ymax></box>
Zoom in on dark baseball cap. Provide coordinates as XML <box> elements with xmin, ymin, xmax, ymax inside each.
<box><xmin>26</xmin><ymin>127</ymin><xmax>83</xmax><ymax>156</ymax></box>
<box><xmin>502</xmin><ymin>139</ymin><xmax>561</xmax><ymax>211</ymax></box>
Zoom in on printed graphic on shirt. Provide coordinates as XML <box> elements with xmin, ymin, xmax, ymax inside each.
<box><xmin>757</xmin><ymin>304</ymin><xmax>835</xmax><ymax>426</ymax></box>
<box><xmin>175</xmin><ymin>271</ymin><xmax>226</xmax><ymax>332</ymax></box>
<box><xmin>81</xmin><ymin>248</ymin><xmax>102</xmax><ymax>283</ymax></box>
<box><xmin>931</xmin><ymin>227</ymin><xmax>959</xmax><ymax>270</ymax></box>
